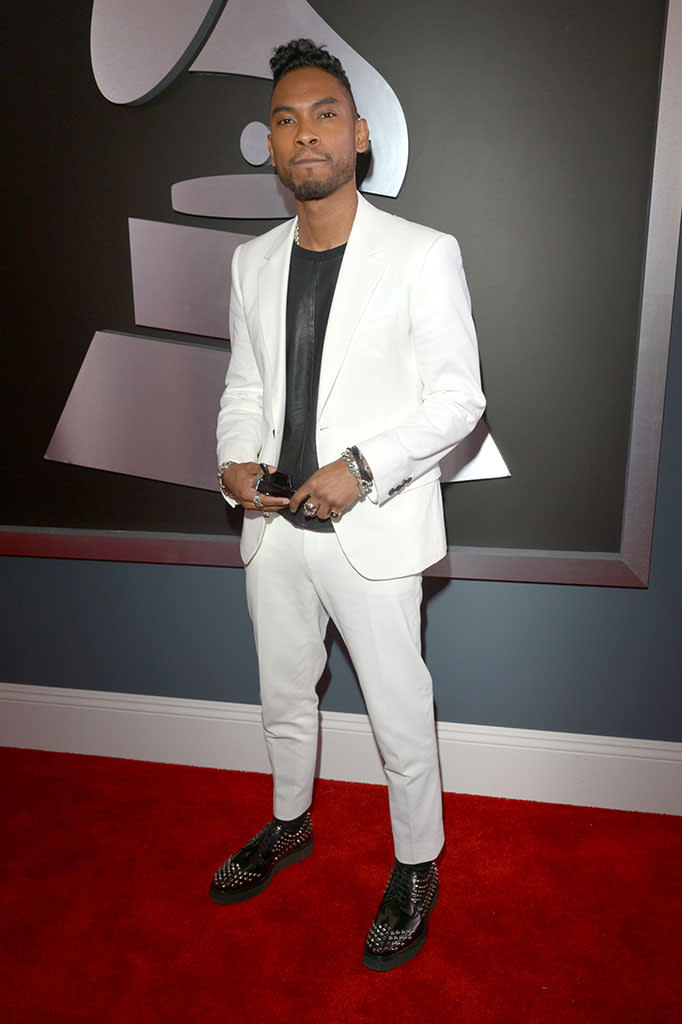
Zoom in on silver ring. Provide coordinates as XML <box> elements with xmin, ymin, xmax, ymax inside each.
<box><xmin>303</xmin><ymin>500</ymin><xmax>319</xmax><ymax>518</ymax></box>
<box><xmin>253</xmin><ymin>494</ymin><xmax>264</xmax><ymax>510</ymax></box>
<box><xmin>329</xmin><ymin>509</ymin><xmax>340</xmax><ymax>520</ymax></box>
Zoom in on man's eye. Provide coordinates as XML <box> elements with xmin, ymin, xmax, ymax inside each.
<box><xmin>319</xmin><ymin>110</ymin><xmax>336</xmax><ymax>119</ymax></box>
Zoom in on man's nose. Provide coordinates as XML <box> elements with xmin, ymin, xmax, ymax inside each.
<box><xmin>295</xmin><ymin>116</ymin><xmax>319</xmax><ymax>146</ymax></box>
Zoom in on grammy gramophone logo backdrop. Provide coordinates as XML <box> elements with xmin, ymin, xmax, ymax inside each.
<box><xmin>45</xmin><ymin>0</ymin><xmax>508</xmax><ymax>496</ymax></box>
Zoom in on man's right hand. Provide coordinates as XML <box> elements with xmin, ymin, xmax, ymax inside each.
<box><xmin>222</xmin><ymin>462</ymin><xmax>291</xmax><ymax>512</ymax></box>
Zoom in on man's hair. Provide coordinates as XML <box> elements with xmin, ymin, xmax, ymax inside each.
<box><xmin>270</xmin><ymin>38</ymin><xmax>358</xmax><ymax>116</ymax></box>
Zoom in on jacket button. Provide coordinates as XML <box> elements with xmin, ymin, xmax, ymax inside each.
<box><xmin>388</xmin><ymin>487</ymin><xmax>396</xmax><ymax>496</ymax></box>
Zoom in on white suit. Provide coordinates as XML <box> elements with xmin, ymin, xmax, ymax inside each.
<box><xmin>217</xmin><ymin>193</ymin><xmax>485</xmax><ymax>861</ymax></box>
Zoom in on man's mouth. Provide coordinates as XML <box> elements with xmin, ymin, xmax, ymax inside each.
<box><xmin>292</xmin><ymin>155</ymin><xmax>329</xmax><ymax>166</ymax></box>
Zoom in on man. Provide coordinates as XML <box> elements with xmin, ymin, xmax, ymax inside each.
<box><xmin>213</xmin><ymin>38</ymin><xmax>485</xmax><ymax>971</ymax></box>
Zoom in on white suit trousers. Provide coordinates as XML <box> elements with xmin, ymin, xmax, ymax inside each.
<box><xmin>244</xmin><ymin>514</ymin><xmax>444</xmax><ymax>864</ymax></box>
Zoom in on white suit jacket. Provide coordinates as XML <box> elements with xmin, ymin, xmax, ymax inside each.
<box><xmin>217</xmin><ymin>193</ymin><xmax>485</xmax><ymax>580</ymax></box>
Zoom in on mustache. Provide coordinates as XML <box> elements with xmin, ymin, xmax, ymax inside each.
<box><xmin>289</xmin><ymin>151</ymin><xmax>332</xmax><ymax>166</ymax></box>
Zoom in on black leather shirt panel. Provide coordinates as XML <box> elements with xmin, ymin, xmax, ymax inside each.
<box><xmin>277</xmin><ymin>241</ymin><xmax>346</xmax><ymax>532</ymax></box>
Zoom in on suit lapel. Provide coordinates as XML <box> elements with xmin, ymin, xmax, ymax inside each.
<box><xmin>317</xmin><ymin>196</ymin><xmax>387</xmax><ymax>418</ymax></box>
<box><xmin>257</xmin><ymin>220</ymin><xmax>296</xmax><ymax>432</ymax></box>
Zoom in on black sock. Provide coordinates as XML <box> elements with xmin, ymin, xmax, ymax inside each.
<box><xmin>275</xmin><ymin>811</ymin><xmax>308</xmax><ymax>833</ymax></box>
<box><xmin>396</xmin><ymin>858</ymin><xmax>432</xmax><ymax>876</ymax></box>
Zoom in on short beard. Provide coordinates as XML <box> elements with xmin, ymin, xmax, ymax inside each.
<box><xmin>275</xmin><ymin>155</ymin><xmax>356</xmax><ymax>201</ymax></box>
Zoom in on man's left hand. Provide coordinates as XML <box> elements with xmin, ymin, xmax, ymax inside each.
<box><xmin>290</xmin><ymin>459</ymin><xmax>360</xmax><ymax>520</ymax></box>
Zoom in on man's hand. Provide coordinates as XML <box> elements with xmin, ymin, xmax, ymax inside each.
<box><xmin>290</xmin><ymin>459</ymin><xmax>360</xmax><ymax>520</ymax></box>
<box><xmin>222</xmin><ymin>462</ymin><xmax>290</xmax><ymax>512</ymax></box>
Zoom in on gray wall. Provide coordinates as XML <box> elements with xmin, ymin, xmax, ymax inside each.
<box><xmin>2</xmin><ymin>227</ymin><xmax>680</xmax><ymax>743</ymax></box>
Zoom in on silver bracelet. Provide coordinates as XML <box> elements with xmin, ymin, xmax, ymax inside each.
<box><xmin>217</xmin><ymin>460</ymin><xmax>235</xmax><ymax>499</ymax></box>
<box><xmin>341</xmin><ymin>448</ymin><xmax>373</xmax><ymax>498</ymax></box>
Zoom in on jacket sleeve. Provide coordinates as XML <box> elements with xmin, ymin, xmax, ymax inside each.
<box><xmin>216</xmin><ymin>245</ymin><xmax>264</xmax><ymax>502</ymax></box>
<box><xmin>358</xmin><ymin>233</ymin><xmax>486</xmax><ymax>505</ymax></box>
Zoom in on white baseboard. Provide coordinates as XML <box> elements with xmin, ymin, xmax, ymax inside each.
<box><xmin>1</xmin><ymin>683</ymin><xmax>680</xmax><ymax>814</ymax></box>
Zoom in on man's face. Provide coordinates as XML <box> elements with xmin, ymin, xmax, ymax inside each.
<box><xmin>268</xmin><ymin>66</ymin><xmax>369</xmax><ymax>201</ymax></box>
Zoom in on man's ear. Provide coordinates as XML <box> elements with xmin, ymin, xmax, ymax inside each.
<box><xmin>267</xmin><ymin>134</ymin><xmax>275</xmax><ymax>167</ymax></box>
<box><xmin>355</xmin><ymin>117</ymin><xmax>370</xmax><ymax>154</ymax></box>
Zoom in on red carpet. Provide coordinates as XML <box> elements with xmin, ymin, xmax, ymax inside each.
<box><xmin>1</xmin><ymin>747</ymin><xmax>680</xmax><ymax>1023</ymax></box>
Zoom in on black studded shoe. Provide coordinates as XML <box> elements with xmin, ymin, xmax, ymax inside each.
<box><xmin>209</xmin><ymin>813</ymin><xmax>313</xmax><ymax>905</ymax></box>
<box><xmin>363</xmin><ymin>860</ymin><xmax>439</xmax><ymax>971</ymax></box>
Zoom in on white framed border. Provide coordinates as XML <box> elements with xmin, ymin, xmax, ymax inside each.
<box><xmin>2</xmin><ymin>683</ymin><xmax>680</xmax><ymax>815</ymax></box>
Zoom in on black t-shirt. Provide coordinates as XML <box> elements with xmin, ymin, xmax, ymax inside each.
<box><xmin>277</xmin><ymin>241</ymin><xmax>346</xmax><ymax>532</ymax></box>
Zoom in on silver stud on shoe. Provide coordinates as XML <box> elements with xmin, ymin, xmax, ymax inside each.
<box><xmin>363</xmin><ymin>861</ymin><xmax>439</xmax><ymax>971</ymax></box>
<box><xmin>210</xmin><ymin>814</ymin><xmax>313</xmax><ymax>905</ymax></box>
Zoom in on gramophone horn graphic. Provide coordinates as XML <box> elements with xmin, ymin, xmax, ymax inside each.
<box><xmin>46</xmin><ymin>0</ymin><xmax>509</xmax><ymax>492</ymax></box>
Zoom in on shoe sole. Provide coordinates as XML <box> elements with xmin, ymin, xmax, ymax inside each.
<box><xmin>209</xmin><ymin>837</ymin><xmax>313</xmax><ymax>905</ymax></box>
<box><xmin>362</xmin><ymin>892</ymin><xmax>438</xmax><ymax>972</ymax></box>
